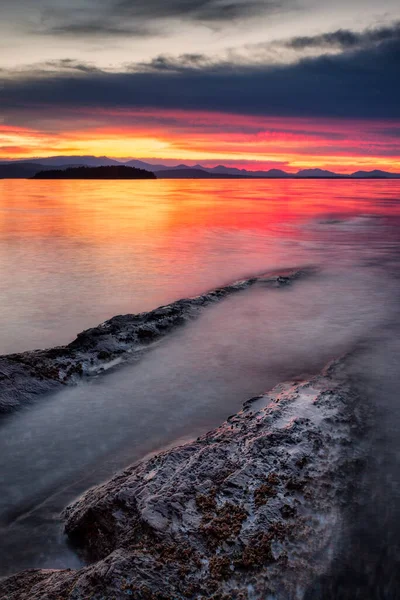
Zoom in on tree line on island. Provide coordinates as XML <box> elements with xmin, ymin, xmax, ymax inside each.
<box><xmin>32</xmin><ymin>165</ymin><xmax>157</xmax><ymax>180</ymax></box>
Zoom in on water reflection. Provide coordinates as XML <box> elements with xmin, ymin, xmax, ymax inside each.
<box><xmin>0</xmin><ymin>179</ymin><xmax>399</xmax><ymax>353</ymax></box>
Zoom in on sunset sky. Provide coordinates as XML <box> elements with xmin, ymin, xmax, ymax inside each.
<box><xmin>1</xmin><ymin>0</ymin><xmax>400</xmax><ymax>172</ymax></box>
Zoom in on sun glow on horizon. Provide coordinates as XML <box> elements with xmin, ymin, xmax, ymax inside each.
<box><xmin>1</xmin><ymin>111</ymin><xmax>400</xmax><ymax>173</ymax></box>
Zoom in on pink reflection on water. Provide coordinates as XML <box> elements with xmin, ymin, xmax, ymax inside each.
<box><xmin>0</xmin><ymin>179</ymin><xmax>399</xmax><ymax>354</ymax></box>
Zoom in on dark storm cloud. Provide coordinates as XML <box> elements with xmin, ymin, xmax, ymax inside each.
<box><xmin>40</xmin><ymin>59</ymin><xmax>102</xmax><ymax>73</ymax></box>
<box><xmin>2</xmin><ymin>24</ymin><xmax>400</xmax><ymax>120</ymax></box>
<box><xmin>131</xmin><ymin>21</ymin><xmax>400</xmax><ymax>72</ymax></box>
<box><xmin>47</xmin><ymin>22</ymin><xmax>151</xmax><ymax>37</ymax></box>
<box><xmin>137</xmin><ymin>53</ymin><xmax>213</xmax><ymax>71</ymax></box>
<box><xmin>115</xmin><ymin>0</ymin><xmax>275</xmax><ymax>21</ymax></box>
<box><xmin>38</xmin><ymin>0</ymin><xmax>289</xmax><ymax>37</ymax></box>
<box><xmin>287</xmin><ymin>21</ymin><xmax>400</xmax><ymax>50</ymax></box>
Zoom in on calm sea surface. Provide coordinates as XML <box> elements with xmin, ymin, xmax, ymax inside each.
<box><xmin>1</xmin><ymin>179</ymin><xmax>400</xmax><ymax>587</ymax></box>
<box><xmin>1</xmin><ymin>179</ymin><xmax>399</xmax><ymax>355</ymax></box>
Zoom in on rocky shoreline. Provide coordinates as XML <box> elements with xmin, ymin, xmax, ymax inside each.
<box><xmin>0</xmin><ymin>268</ymin><xmax>312</xmax><ymax>415</ymax></box>
<box><xmin>0</xmin><ymin>355</ymin><xmax>369</xmax><ymax>599</ymax></box>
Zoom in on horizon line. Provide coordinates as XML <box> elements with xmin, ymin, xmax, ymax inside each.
<box><xmin>1</xmin><ymin>155</ymin><xmax>400</xmax><ymax>177</ymax></box>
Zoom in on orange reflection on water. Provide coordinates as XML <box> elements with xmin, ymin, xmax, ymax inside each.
<box><xmin>1</xmin><ymin>179</ymin><xmax>399</xmax><ymax>238</ymax></box>
<box><xmin>0</xmin><ymin>178</ymin><xmax>400</xmax><ymax>354</ymax></box>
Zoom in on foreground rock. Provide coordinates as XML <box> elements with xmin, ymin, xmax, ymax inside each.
<box><xmin>0</xmin><ymin>268</ymin><xmax>311</xmax><ymax>414</ymax></box>
<box><xmin>0</xmin><ymin>357</ymin><xmax>368</xmax><ymax>599</ymax></box>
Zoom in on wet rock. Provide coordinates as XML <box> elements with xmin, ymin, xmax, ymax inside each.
<box><xmin>0</xmin><ymin>268</ymin><xmax>313</xmax><ymax>415</ymax></box>
<box><xmin>0</xmin><ymin>357</ymin><xmax>368</xmax><ymax>599</ymax></box>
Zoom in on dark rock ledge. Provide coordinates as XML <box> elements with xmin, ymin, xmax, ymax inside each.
<box><xmin>0</xmin><ymin>358</ymin><xmax>368</xmax><ymax>599</ymax></box>
<box><xmin>0</xmin><ymin>268</ymin><xmax>313</xmax><ymax>415</ymax></box>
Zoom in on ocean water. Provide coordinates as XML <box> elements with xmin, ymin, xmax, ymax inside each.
<box><xmin>1</xmin><ymin>179</ymin><xmax>400</xmax><ymax>591</ymax></box>
<box><xmin>0</xmin><ymin>179</ymin><xmax>399</xmax><ymax>355</ymax></box>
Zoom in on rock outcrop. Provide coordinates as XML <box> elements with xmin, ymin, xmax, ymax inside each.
<box><xmin>0</xmin><ymin>357</ymin><xmax>368</xmax><ymax>599</ymax></box>
<box><xmin>0</xmin><ymin>268</ymin><xmax>312</xmax><ymax>414</ymax></box>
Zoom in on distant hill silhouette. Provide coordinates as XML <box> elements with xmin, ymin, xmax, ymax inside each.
<box><xmin>199</xmin><ymin>165</ymin><xmax>292</xmax><ymax>178</ymax></box>
<box><xmin>1</xmin><ymin>155</ymin><xmax>400</xmax><ymax>179</ymax></box>
<box><xmin>16</xmin><ymin>155</ymin><xmax>122</xmax><ymax>167</ymax></box>
<box><xmin>350</xmin><ymin>170</ymin><xmax>400</xmax><ymax>179</ymax></box>
<box><xmin>296</xmin><ymin>168</ymin><xmax>340</xmax><ymax>178</ymax></box>
<box><xmin>0</xmin><ymin>162</ymin><xmax>80</xmax><ymax>179</ymax></box>
<box><xmin>125</xmin><ymin>159</ymin><xmax>169</xmax><ymax>171</ymax></box>
<box><xmin>32</xmin><ymin>166</ymin><xmax>156</xmax><ymax>180</ymax></box>
<box><xmin>157</xmin><ymin>168</ymin><xmax>251</xmax><ymax>179</ymax></box>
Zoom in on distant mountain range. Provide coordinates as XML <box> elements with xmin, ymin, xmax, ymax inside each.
<box><xmin>1</xmin><ymin>156</ymin><xmax>399</xmax><ymax>179</ymax></box>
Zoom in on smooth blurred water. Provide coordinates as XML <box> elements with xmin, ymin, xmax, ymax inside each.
<box><xmin>1</xmin><ymin>179</ymin><xmax>400</xmax><ymax>584</ymax></box>
<box><xmin>1</xmin><ymin>179</ymin><xmax>400</xmax><ymax>354</ymax></box>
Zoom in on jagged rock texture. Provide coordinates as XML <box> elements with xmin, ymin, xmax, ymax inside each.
<box><xmin>0</xmin><ymin>269</ymin><xmax>310</xmax><ymax>414</ymax></box>
<box><xmin>0</xmin><ymin>359</ymin><xmax>368</xmax><ymax>599</ymax></box>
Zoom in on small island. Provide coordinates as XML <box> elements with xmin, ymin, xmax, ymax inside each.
<box><xmin>32</xmin><ymin>165</ymin><xmax>157</xmax><ymax>180</ymax></box>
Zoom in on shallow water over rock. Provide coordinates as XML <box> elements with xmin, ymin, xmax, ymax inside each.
<box><xmin>0</xmin><ymin>262</ymin><xmax>399</xmax><ymax>577</ymax></box>
<box><xmin>1</xmin><ymin>180</ymin><xmax>400</xmax><ymax>593</ymax></box>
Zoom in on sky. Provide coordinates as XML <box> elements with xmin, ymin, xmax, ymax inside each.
<box><xmin>1</xmin><ymin>0</ymin><xmax>400</xmax><ymax>172</ymax></box>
